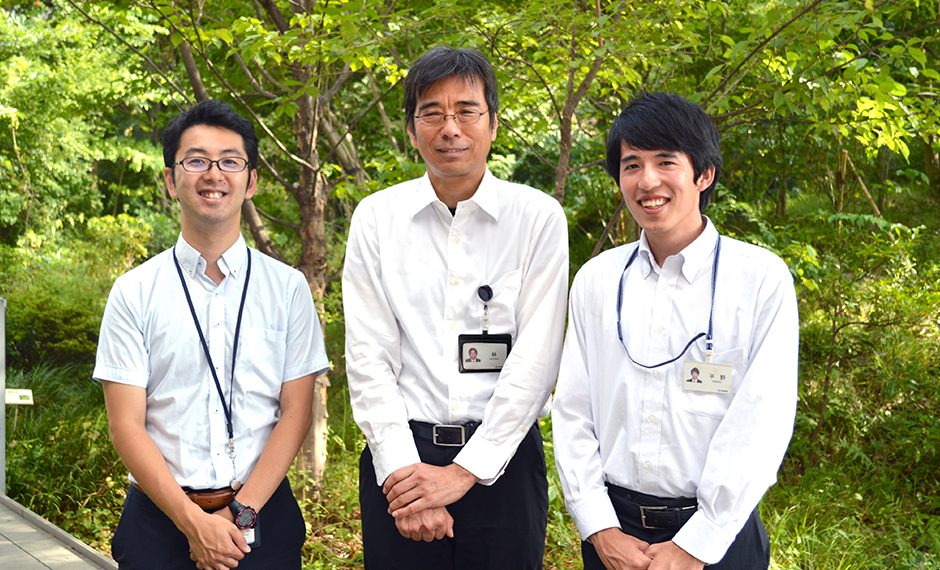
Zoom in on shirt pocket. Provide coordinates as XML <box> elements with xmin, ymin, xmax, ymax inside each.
<box><xmin>485</xmin><ymin>269</ymin><xmax>522</xmax><ymax>335</ymax></box>
<box><xmin>238</xmin><ymin>326</ymin><xmax>287</xmax><ymax>397</ymax></box>
<box><xmin>677</xmin><ymin>346</ymin><xmax>748</xmax><ymax>421</ymax></box>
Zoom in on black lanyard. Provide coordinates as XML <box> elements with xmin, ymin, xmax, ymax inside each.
<box><xmin>172</xmin><ymin>246</ymin><xmax>251</xmax><ymax>448</ymax></box>
<box><xmin>615</xmin><ymin>235</ymin><xmax>721</xmax><ymax>369</ymax></box>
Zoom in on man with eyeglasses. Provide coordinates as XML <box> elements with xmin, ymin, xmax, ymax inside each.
<box><xmin>94</xmin><ymin>99</ymin><xmax>329</xmax><ymax>569</ymax></box>
<box><xmin>344</xmin><ymin>46</ymin><xmax>568</xmax><ymax>568</ymax></box>
<box><xmin>552</xmin><ymin>93</ymin><xmax>798</xmax><ymax>570</ymax></box>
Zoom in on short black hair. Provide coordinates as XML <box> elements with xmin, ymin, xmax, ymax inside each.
<box><xmin>162</xmin><ymin>99</ymin><xmax>259</xmax><ymax>170</ymax></box>
<box><xmin>403</xmin><ymin>46</ymin><xmax>498</xmax><ymax>134</ymax></box>
<box><xmin>606</xmin><ymin>92</ymin><xmax>722</xmax><ymax>212</ymax></box>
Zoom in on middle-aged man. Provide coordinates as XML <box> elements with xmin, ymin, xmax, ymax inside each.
<box><xmin>553</xmin><ymin>92</ymin><xmax>799</xmax><ymax>570</ymax></box>
<box><xmin>343</xmin><ymin>46</ymin><xmax>569</xmax><ymax>569</ymax></box>
<box><xmin>95</xmin><ymin>99</ymin><xmax>330</xmax><ymax>570</ymax></box>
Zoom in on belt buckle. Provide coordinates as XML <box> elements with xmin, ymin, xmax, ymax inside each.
<box><xmin>640</xmin><ymin>505</ymin><xmax>670</xmax><ymax>529</ymax></box>
<box><xmin>432</xmin><ymin>424</ymin><xmax>465</xmax><ymax>446</ymax></box>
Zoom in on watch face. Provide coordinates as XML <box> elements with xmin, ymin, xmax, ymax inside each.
<box><xmin>235</xmin><ymin>508</ymin><xmax>256</xmax><ymax>529</ymax></box>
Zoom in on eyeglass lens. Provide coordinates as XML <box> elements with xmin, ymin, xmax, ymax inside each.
<box><xmin>417</xmin><ymin>111</ymin><xmax>485</xmax><ymax>127</ymax></box>
<box><xmin>180</xmin><ymin>157</ymin><xmax>248</xmax><ymax>172</ymax></box>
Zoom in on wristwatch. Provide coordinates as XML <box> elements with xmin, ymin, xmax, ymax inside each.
<box><xmin>227</xmin><ymin>497</ymin><xmax>257</xmax><ymax>530</ymax></box>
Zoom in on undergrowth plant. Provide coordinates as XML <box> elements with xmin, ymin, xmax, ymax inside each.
<box><xmin>4</xmin><ymin>365</ymin><xmax>124</xmax><ymax>555</ymax></box>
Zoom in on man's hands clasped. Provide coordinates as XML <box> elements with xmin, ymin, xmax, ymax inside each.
<box><xmin>382</xmin><ymin>462</ymin><xmax>478</xmax><ymax>542</ymax></box>
<box><xmin>589</xmin><ymin>528</ymin><xmax>706</xmax><ymax>570</ymax></box>
<box><xmin>188</xmin><ymin>508</ymin><xmax>250</xmax><ymax>570</ymax></box>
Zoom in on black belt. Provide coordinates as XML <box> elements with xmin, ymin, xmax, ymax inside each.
<box><xmin>606</xmin><ymin>483</ymin><xmax>697</xmax><ymax>530</ymax></box>
<box><xmin>409</xmin><ymin>420</ymin><xmax>481</xmax><ymax>447</ymax></box>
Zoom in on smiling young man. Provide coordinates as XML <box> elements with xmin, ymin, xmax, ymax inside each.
<box><xmin>552</xmin><ymin>92</ymin><xmax>799</xmax><ymax>570</ymax></box>
<box><xmin>343</xmin><ymin>46</ymin><xmax>568</xmax><ymax>569</ymax></box>
<box><xmin>94</xmin><ymin>100</ymin><xmax>329</xmax><ymax>570</ymax></box>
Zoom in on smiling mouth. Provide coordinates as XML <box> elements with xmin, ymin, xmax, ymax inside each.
<box><xmin>199</xmin><ymin>190</ymin><xmax>227</xmax><ymax>199</ymax></box>
<box><xmin>640</xmin><ymin>197</ymin><xmax>668</xmax><ymax>209</ymax></box>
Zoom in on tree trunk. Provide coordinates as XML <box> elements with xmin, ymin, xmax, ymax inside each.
<box><xmin>924</xmin><ymin>134</ymin><xmax>940</xmax><ymax>199</ymax></box>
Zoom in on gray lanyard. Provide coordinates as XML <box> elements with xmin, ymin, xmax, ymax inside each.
<box><xmin>616</xmin><ymin>235</ymin><xmax>721</xmax><ymax>368</ymax></box>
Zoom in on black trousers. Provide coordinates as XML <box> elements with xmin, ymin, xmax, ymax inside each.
<box><xmin>112</xmin><ymin>477</ymin><xmax>305</xmax><ymax>569</ymax></box>
<box><xmin>359</xmin><ymin>424</ymin><xmax>549</xmax><ymax>570</ymax></box>
<box><xmin>582</xmin><ymin>486</ymin><xmax>770</xmax><ymax>570</ymax></box>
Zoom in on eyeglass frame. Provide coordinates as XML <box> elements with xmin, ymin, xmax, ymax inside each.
<box><xmin>413</xmin><ymin>109</ymin><xmax>490</xmax><ymax>128</ymax></box>
<box><xmin>174</xmin><ymin>156</ymin><xmax>251</xmax><ymax>173</ymax></box>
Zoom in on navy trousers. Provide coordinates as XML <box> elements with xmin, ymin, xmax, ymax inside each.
<box><xmin>582</xmin><ymin>486</ymin><xmax>770</xmax><ymax>569</ymax></box>
<box><xmin>359</xmin><ymin>424</ymin><xmax>549</xmax><ymax>570</ymax></box>
<box><xmin>111</xmin><ymin>477</ymin><xmax>305</xmax><ymax>569</ymax></box>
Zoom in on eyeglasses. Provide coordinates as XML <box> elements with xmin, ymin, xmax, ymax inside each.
<box><xmin>176</xmin><ymin>157</ymin><xmax>250</xmax><ymax>173</ymax></box>
<box><xmin>414</xmin><ymin>110</ymin><xmax>488</xmax><ymax>127</ymax></box>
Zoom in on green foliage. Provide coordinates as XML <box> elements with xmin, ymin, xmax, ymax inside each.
<box><xmin>0</xmin><ymin>4</ymin><xmax>168</xmax><ymax>244</ymax></box>
<box><xmin>0</xmin><ymin>214</ymin><xmax>155</xmax><ymax>371</ymax></box>
<box><xmin>1</xmin><ymin>1</ymin><xmax>938</xmax><ymax>567</ymax></box>
<box><xmin>4</xmin><ymin>365</ymin><xmax>124</xmax><ymax>555</ymax></box>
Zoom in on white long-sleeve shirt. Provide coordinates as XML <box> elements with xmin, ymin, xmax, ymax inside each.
<box><xmin>553</xmin><ymin>219</ymin><xmax>798</xmax><ymax>564</ymax></box>
<box><xmin>344</xmin><ymin>170</ymin><xmax>568</xmax><ymax>486</ymax></box>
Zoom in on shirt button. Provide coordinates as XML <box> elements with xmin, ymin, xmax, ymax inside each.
<box><xmin>437</xmin><ymin>204</ymin><xmax>444</xmax><ymax>210</ymax></box>
<box><xmin>656</xmin><ymin>326</ymin><xmax>664</xmax><ymax>333</ymax></box>
<box><xmin>648</xmin><ymin>415</ymin><xmax>655</xmax><ymax>423</ymax></box>
<box><xmin>451</xmin><ymin>323</ymin><xmax>457</xmax><ymax>329</ymax></box>
<box><xmin>662</xmin><ymin>284</ymin><xmax>669</xmax><ymax>290</ymax></box>
<box><xmin>644</xmin><ymin>461</ymin><xmax>652</xmax><ymax>468</ymax></box>
<box><xmin>452</xmin><ymin>278</ymin><xmax>460</xmax><ymax>285</ymax></box>
<box><xmin>454</xmin><ymin>237</ymin><xmax>461</xmax><ymax>243</ymax></box>
<box><xmin>652</xmin><ymin>371</ymin><xmax>659</xmax><ymax>377</ymax></box>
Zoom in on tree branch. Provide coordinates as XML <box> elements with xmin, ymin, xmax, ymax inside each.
<box><xmin>253</xmin><ymin>205</ymin><xmax>301</xmax><ymax>233</ymax></box>
<box><xmin>591</xmin><ymin>198</ymin><xmax>626</xmax><ymax>259</ymax></box>
<box><xmin>65</xmin><ymin>0</ymin><xmax>190</xmax><ymax>103</ymax></box>
<box><xmin>704</xmin><ymin>0</ymin><xmax>826</xmax><ymax>112</ymax></box>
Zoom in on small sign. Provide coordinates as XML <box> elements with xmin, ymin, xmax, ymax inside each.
<box><xmin>5</xmin><ymin>389</ymin><xmax>34</xmax><ymax>405</ymax></box>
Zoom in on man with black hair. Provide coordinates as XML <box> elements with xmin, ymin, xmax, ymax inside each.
<box><xmin>553</xmin><ymin>92</ymin><xmax>798</xmax><ymax>570</ymax></box>
<box><xmin>344</xmin><ymin>46</ymin><xmax>568</xmax><ymax>568</ymax></box>
<box><xmin>95</xmin><ymin>99</ymin><xmax>329</xmax><ymax>569</ymax></box>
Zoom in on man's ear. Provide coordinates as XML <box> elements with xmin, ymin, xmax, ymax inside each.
<box><xmin>245</xmin><ymin>168</ymin><xmax>258</xmax><ymax>200</ymax></box>
<box><xmin>489</xmin><ymin>114</ymin><xmax>498</xmax><ymax>142</ymax></box>
<box><xmin>695</xmin><ymin>166</ymin><xmax>716</xmax><ymax>192</ymax></box>
<box><xmin>407</xmin><ymin>123</ymin><xmax>418</xmax><ymax>149</ymax></box>
<box><xmin>164</xmin><ymin>167</ymin><xmax>178</xmax><ymax>199</ymax></box>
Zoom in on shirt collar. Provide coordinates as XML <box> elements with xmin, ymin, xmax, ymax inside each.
<box><xmin>636</xmin><ymin>217</ymin><xmax>719</xmax><ymax>283</ymax></box>
<box><xmin>407</xmin><ymin>170</ymin><xmax>499</xmax><ymax>221</ymax></box>
<box><xmin>173</xmin><ymin>234</ymin><xmax>248</xmax><ymax>280</ymax></box>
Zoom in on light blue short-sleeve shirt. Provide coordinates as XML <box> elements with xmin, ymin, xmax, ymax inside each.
<box><xmin>94</xmin><ymin>234</ymin><xmax>330</xmax><ymax>489</ymax></box>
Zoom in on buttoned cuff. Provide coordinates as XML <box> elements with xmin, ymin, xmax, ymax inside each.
<box><xmin>370</xmin><ymin>427</ymin><xmax>422</xmax><ymax>486</ymax></box>
<box><xmin>567</xmin><ymin>491</ymin><xmax>622</xmax><ymax>542</ymax></box>
<box><xmin>452</xmin><ymin>433</ymin><xmax>509</xmax><ymax>485</ymax></box>
<box><xmin>672</xmin><ymin>511</ymin><xmax>736</xmax><ymax>565</ymax></box>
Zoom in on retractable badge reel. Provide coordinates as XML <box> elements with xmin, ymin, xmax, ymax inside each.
<box><xmin>458</xmin><ymin>285</ymin><xmax>512</xmax><ymax>373</ymax></box>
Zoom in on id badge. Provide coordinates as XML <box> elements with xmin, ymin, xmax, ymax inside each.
<box><xmin>682</xmin><ymin>360</ymin><xmax>732</xmax><ymax>394</ymax></box>
<box><xmin>243</xmin><ymin>518</ymin><xmax>260</xmax><ymax>547</ymax></box>
<box><xmin>458</xmin><ymin>333</ymin><xmax>512</xmax><ymax>373</ymax></box>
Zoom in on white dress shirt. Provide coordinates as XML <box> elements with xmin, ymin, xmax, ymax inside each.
<box><xmin>552</xmin><ymin>219</ymin><xmax>798</xmax><ymax>564</ymax></box>
<box><xmin>344</xmin><ymin>170</ymin><xmax>568</xmax><ymax>486</ymax></box>
<box><xmin>94</xmin><ymin>235</ymin><xmax>330</xmax><ymax>489</ymax></box>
